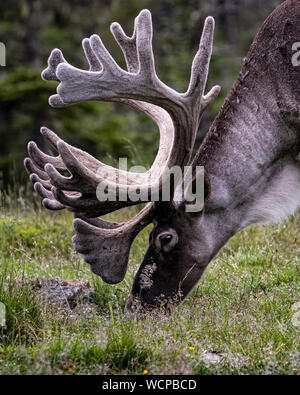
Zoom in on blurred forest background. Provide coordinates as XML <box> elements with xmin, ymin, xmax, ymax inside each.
<box><xmin>0</xmin><ymin>0</ymin><xmax>283</xmax><ymax>191</ymax></box>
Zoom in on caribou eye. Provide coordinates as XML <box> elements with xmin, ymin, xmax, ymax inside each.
<box><xmin>156</xmin><ymin>230</ymin><xmax>179</xmax><ymax>252</ymax></box>
<box><xmin>159</xmin><ymin>234</ymin><xmax>173</xmax><ymax>245</ymax></box>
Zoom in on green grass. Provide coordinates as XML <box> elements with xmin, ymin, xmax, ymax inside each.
<box><xmin>0</xmin><ymin>197</ymin><xmax>299</xmax><ymax>375</ymax></box>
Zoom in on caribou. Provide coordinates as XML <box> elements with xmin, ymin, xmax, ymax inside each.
<box><xmin>25</xmin><ymin>0</ymin><xmax>300</xmax><ymax>314</ymax></box>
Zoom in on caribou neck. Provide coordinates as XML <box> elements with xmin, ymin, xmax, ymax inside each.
<box><xmin>192</xmin><ymin>21</ymin><xmax>300</xmax><ymax>259</ymax></box>
<box><xmin>199</xmin><ymin>67</ymin><xmax>298</xmax><ymax>208</ymax></box>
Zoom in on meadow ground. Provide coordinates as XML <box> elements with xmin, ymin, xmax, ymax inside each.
<box><xmin>0</xmin><ymin>195</ymin><xmax>299</xmax><ymax>375</ymax></box>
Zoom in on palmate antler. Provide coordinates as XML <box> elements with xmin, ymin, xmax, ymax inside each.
<box><xmin>25</xmin><ymin>10</ymin><xmax>219</xmax><ymax>283</ymax></box>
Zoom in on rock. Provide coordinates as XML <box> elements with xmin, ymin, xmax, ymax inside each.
<box><xmin>201</xmin><ymin>350</ymin><xmax>223</xmax><ymax>364</ymax></box>
<box><xmin>13</xmin><ymin>278</ymin><xmax>95</xmax><ymax>309</ymax></box>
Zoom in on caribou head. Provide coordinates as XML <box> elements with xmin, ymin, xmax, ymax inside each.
<box><xmin>25</xmin><ymin>0</ymin><xmax>300</xmax><ymax>314</ymax></box>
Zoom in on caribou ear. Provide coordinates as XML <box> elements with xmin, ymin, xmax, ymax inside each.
<box><xmin>175</xmin><ymin>168</ymin><xmax>211</xmax><ymax>214</ymax></box>
<box><xmin>153</xmin><ymin>201</ymin><xmax>176</xmax><ymax>222</ymax></box>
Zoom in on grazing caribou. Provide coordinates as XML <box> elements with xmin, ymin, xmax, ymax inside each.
<box><xmin>25</xmin><ymin>0</ymin><xmax>300</xmax><ymax>313</ymax></box>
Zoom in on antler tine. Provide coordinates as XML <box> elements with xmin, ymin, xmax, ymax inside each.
<box><xmin>42</xmin><ymin>197</ymin><xmax>66</xmax><ymax>211</ymax></box>
<box><xmin>82</xmin><ymin>38</ymin><xmax>102</xmax><ymax>72</ymax></box>
<box><xmin>30</xmin><ymin>173</ymin><xmax>52</xmax><ymax>190</ymax></box>
<box><xmin>42</xmin><ymin>48</ymin><xmax>66</xmax><ymax>82</ymax></box>
<box><xmin>34</xmin><ymin>182</ymin><xmax>54</xmax><ymax>200</ymax></box>
<box><xmin>24</xmin><ymin>157</ymin><xmax>49</xmax><ymax>181</ymax></box>
<box><xmin>110</xmin><ymin>17</ymin><xmax>139</xmax><ymax>73</ymax></box>
<box><xmin>27</xmin><ymin>141</ymin><xmax>65</xmax><ymax>171</ymax></box>
<box><xmin>186</xmin><ymin>16</ymin><xmax>221</xmax><ymax>110</ymax></box>
<box><xmin>135</xmin><ymin>10</ymin><xmax>155</xmax><ymax>76</ymax></box>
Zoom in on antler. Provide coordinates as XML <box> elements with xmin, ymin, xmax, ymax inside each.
<box><xmin>72</xmin><ymin>204</ymin><xmax>154</xmax><ymax>283</ymax></box>
<box><xmin>25</xmin><ymin>10</ymin><xmax>219</xmax><ymax>215</ymax></box>
<box><xmin>25</xmin><ymin>10</ymin><xmax>219</xmax><ymax>282</ymax></box>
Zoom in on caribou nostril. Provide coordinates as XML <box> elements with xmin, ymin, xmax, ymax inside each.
<box><xmin>159</xmin><ymin>234</ymin><xmax>173</xmax><ymax>245</ymax></box>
